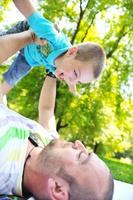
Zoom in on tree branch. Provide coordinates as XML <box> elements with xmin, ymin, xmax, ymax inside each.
<box><xmin>56</xmin><ymin>118</ymin><xmax>68</xmax><ymax>132</ymax></box>
<box><xmin>71</xmin><ymin>0</ymin><xmax>91</xmax><ymax>44</ymax></box>
<box><xmin>81</xmin><ymin>11</ymin><xmax>98</xmax><ymax>42</ymax></box>
<box><xmin>81</xmin><ymin>6</ymin><xmax>110</xmax><ymax>42</ymax></box>
<box><xmin>107</xmin><ymin>26</ymin><xmax>127</xmax><ymax>58</ymax></box>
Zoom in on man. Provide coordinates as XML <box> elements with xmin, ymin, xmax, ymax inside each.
<box><xmin>0</xmin><ymin>76</ymin><xmax>114</xmax><ymax>200</ymax></box>
<box><xmin>0</xmin><ymin>30</ymin><xmax>114</xmax><ymax>199</ymax></box>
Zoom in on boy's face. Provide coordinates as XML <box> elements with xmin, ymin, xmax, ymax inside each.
<box><xmin>55</xmin><ymin>47</ymin><xmax>94</xmax><ymax>93</ymax></box>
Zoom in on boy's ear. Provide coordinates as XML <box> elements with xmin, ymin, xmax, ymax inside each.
<box><xmin>67</xmin><ymin>46</ymin><xmax>78</xmax><ymax>56</ymax></box>
<box><xmin>48</xmin><ymin>177</ymin><xmax>69</xmax><ymax>200</ymax></box>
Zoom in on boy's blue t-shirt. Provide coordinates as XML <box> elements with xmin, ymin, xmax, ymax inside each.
<box><xmin>24</xmin><ymin>12</ymin><xmax>71</xmax><ymax>73</ymax></box>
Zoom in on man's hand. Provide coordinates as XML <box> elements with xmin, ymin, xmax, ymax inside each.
<box><xmin>0</xmin><ymin>30</ymin><xmax>36</xmax><ymax>64</ymax></box>
<box><xmin>31</xmin><ymin>31</ymin><xmax>47</xmax><ymax>46</ymax></box>
<box><xmin>32</xmin><ymin>22</ymin><xmax>60</xmax><ymax>46</ymax></box>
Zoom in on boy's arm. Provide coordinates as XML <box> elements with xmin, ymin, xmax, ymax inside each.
<box><xmin>13</xmin><ymin>0</ymin><xmax>36</xmax><ymax>18</ymax></box>
<box><xmin>13</xmin><ymin>0</ymin><xmax>63</xmax><ymax>43</ymax></box>
<box><xmin>0</xmin><ymin>30</ymin><xmax>33</xmax><ymax>64</ymax></box>
<box><xmin>38</xmin><ymin>76</ymin><xmax>57</xmax><ymax>131</ymax></box>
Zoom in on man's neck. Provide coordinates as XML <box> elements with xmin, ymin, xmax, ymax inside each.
<box><xmin>22</xmin><ymin>140</ymin><xmax>42</xmax><ymax>197</ymax></box>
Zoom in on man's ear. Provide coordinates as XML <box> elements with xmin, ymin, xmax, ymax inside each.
<box><xmin>67</xmin><ymin>46</ymin><xmax>78</xmax><ymax>56</ymax></box>
<box><xmin>48</xmin><ymin>177</ymin><xmax>69</xmax><ymax>200</ymax></box>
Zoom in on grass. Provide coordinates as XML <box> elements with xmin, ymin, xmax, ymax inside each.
<box><xmin>101</xmin><ymin>156</ymin><xmax>133</xmax><ymax>184</ymax></box>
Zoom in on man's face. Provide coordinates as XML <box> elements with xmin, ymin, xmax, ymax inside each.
<box><xmin>44</xmin><ymin>139</ymin><xmax>110</xmax><ymax>196</ymax></box>
<box><xmin>55</xmin><ymin>48</ymin><xmax>94</xmax><ymax>93</ymax></box>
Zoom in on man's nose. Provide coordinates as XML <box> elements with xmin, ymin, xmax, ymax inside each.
<box><xmin>74</xmin><ymin>140</ymin><xmax>87</xmax><ymax>153</ymax></box>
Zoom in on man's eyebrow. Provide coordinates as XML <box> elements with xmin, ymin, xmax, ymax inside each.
<box><xmin>81</xmin><ymin>153</ymin><xmax>91</xmax><ymax>165</ymax></box>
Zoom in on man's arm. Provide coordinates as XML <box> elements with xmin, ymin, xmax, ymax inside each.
<box><xmin>0</xmin><ymin>30</ymin><xmax>33</xmax><ymax>64</ymax></box>
<box><xmin>38</xmin><ymin>76</ymin><xmax>57</xmax><ymax>131</ymax></box>
<box><xmin>13</xmin><ymin>0</ymin><xmax>36</xmax><ymax>18</ymax></box>
<box><xmin>0</xmin><ymin>85</ymin><xmax>4</xmax><ymax>104</ymax></box>
<box><xmin>0</xmin><ymin>29</ymin><xmax>47</xmax><ymax>64</ymax></box>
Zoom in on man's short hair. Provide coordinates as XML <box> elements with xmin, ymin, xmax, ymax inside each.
<box><xmin>57</xmin><ymin>167</ymin><xmax>114</xmax><ymax>200</ymax></box>
<box><xmin>39</xmin><ymin>140</ymin><xmax>114</xmax><ymax>200</ymax></box>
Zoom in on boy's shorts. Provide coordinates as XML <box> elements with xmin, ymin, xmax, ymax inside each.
<box><xmin>3</xmin><ymin>49</ymin><xmax>32</xmax><ymax>86</ymax></box>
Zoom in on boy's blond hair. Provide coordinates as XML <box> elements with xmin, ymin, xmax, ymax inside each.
<box><xmin>75</xmin><ymin>42</ymin><xmax>106</xmax><ymax>78</ymax></box>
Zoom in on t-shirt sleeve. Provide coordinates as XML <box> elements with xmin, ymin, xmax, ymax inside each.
<box><xmin>47</xmin><ymin>130</ymin><xmax>59</xmax><ymax>139</ymax></box>
<box><xmin>27</xmin><ymin>12</ymin><xmax>59</xmax><ymax>43</ymax></box>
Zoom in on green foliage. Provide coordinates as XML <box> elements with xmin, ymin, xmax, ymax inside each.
<box><xmin>39</xmin><ymin>0</ymin><xmax>69</xmax><ymax>21</ymax></box>
<box><xmin>101</xmin><ymin>157</ymin><xmax>133</xmax><ymax>184</ymax></box>
<box><xmin>0</xmin><ymin>0</ymin><xmax>11</xmax><ymax>21</ymax></box>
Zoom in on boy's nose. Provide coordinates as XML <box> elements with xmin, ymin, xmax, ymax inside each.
<box><xmin>64</xmin><ymin>72</ymin><xmax>77</xmax><ymax>83</ymax></box>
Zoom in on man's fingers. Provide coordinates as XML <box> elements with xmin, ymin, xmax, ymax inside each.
<box><xmin>36</xmin><ymin>38</ymin><xmax>47</xmax><ymax>46</ymax></box>
<box><xmin>40</xmin><ymin>39</ymin><xmax>47</xmax><ymax>45</ymax></box>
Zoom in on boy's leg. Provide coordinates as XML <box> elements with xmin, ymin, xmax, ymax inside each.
<box><xmin>1</xmin><ymin>49</ymin><xmax>32</xmax><ymax>95</ymax></box>
<box><xmin>0</xmin><ymin>21</ymin><xmax>29</xmax><ymax>36</ymax></box>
